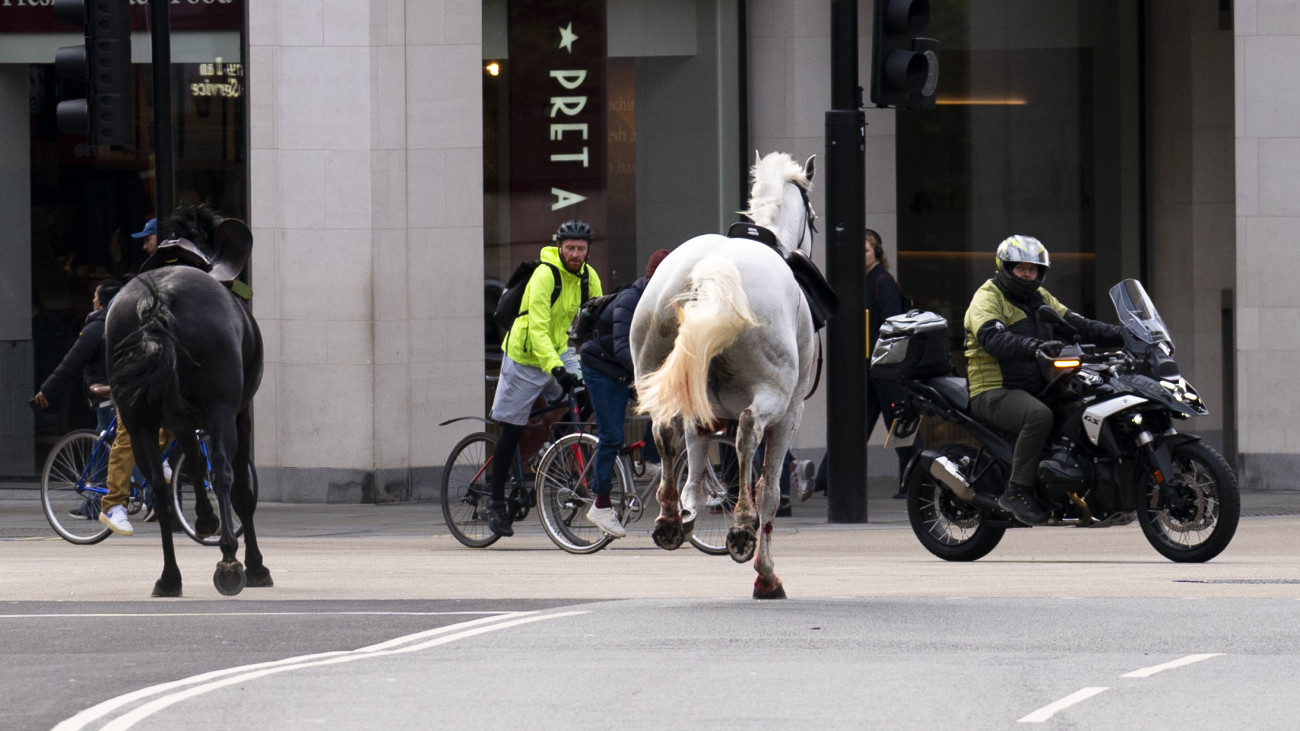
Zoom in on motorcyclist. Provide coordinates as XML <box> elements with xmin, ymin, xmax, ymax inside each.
<box><xmin>963</xmin><ymin>235</ymin><xmax>1124</xmax><ymax>525</ymax></box>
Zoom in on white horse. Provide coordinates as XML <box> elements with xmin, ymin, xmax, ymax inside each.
<box><xmin>631</xmin><ymin>151</ymin><xmax>818</xmax><ymax>599</ymax></box>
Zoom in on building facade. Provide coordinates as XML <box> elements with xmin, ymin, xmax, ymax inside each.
<box><xmin>2</xmin><ymin>0</ymin><xmax>1295</xmax><ymax>499</ymax></box>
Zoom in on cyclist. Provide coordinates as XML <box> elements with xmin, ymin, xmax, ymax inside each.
<box><xmin>964</xmin><ymin>235</ymin><xmax>1123</xmax><ymax>525</ymax></box>
<box><xmin>485</xmin><ymin>219</ymin><xmax>603</xmax><ymax>536</ymax></box>
<box><xmin>578</xmin><ymin>249</ymin><xmax>670</xmax><ymax>537</ymax></box>
<box><xmin>33</xmin><ymin>280</ymin><xmax>122</xmax><ymax>519</ymax></box>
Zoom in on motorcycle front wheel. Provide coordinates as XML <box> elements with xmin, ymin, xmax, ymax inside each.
<box><xmin>1138</xmin><ymin>440</ymin><xmax>1240</xmax><ymax>563</ymax></box>
<box><xmin>906</xmin><ymin>443</ymin><xmax>1005</xmax><ymax>562</ymax></box>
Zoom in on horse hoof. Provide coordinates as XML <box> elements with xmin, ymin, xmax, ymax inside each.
<box><xmin>151</xmin><ymin>580</ymin><xmax>182</xmax><ymax>598</ymax></box>
<box><xmin>726</xmin><ymin>524</ymin><xmax>757</xmax><ymax>563</ymax></box>
<box><xmin>753</xmin><ymin>576</ymin><xmax>786</xmax><ymax>600</ymax></box>
<box><xmin>194</xmin><ymin>516</ymin><xmax>219</xmax><ymax>537</ymax></box>
<box><xmin>245</xmin><ymin>567</ymin><xmax>274</xmax><ymax>588</ymax></box>
<box><xmin>213</xmin><ymin>560</ymin><xmax>246</xmax><ymax>596</ymax></box>
<box><xmin>651</xmin><ymin>517</ymin><xmax>685</xmax><ymax>550</ymax></box>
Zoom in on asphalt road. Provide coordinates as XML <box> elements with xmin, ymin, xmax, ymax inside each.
<box><xmin>3</xmin><ymin>487</ymin><xmax>1299</xmax><ymax>729</ymax></box>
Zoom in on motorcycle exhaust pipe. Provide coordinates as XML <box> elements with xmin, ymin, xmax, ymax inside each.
<box><xmin>929</xmin><ymin>456</ymin><xmax>976</xmax><ymax>502</ymax></box>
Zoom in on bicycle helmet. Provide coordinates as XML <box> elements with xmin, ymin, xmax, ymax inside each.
<box><xmin>554</xmin><ymin>219</ymin><xmax>593</xmax><ymax>244</ymax></box>
<box><xmin>994</xmin><ymin>235</ymin><xmax>1050</xmax><ymax>298</ymax></box>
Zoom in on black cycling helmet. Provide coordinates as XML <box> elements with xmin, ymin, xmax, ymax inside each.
<box><xmin>554</xmin><ymin>219</ymin><xmax>593</xmax><ymax>244</ymax></box>
<box><xmin>994</xmin><ymin>235</ymin><xmax>1050</xmax><ymax>298</ymax></box>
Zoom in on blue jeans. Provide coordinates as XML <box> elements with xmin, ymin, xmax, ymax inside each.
<box><xmin>583</xmin><ymin>369</ymin><xmax>630</xmax><ymax>496</ymax></box>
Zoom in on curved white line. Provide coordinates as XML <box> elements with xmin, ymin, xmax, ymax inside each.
<box><xmin>54</xmin><ymin>610</ymin><xmax>587</xmax><ymax>731</ymax></box>
<box><xmin>1018</xmin><ymin>687</ymin><xmax>1109</xmax><ymax>723</ymax></box>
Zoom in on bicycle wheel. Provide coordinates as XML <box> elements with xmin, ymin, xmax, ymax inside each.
<box><xmin>170</xmin><ymin>449</ymin><xmax>254</xmax><ymax>546</ymax></box>
<box><xmin>40</xmin><ymin>429</ymin><xmax>112</xmax><ymax>545</ymax></box>
<box><xmin>680</xmin><ymin>435</ymin><xmax>742</xmax><ymax>556</ymax></box>
<box><xmin>441</xmin><ymin>432</ymin><xmax>514</xmax><ymax>548</ymax></box>
<box><xmin>536</xmin><ymin>433</ymin><xmax>629</xmax><ymax>554</ymax></box>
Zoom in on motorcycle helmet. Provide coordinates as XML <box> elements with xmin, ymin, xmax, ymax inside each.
<box><xmin>994</xmin><ymin>235</ymin><xmax>1050</xmax><ymax>298</ymax></box>
<box><xmin>554</xmin><ymin>219</ymin><xmax>593</xmax><ymax>244</ymax></box>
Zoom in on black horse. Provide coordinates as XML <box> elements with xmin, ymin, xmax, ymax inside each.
<box><xmin>106</xmin><ymin>204</ymin><xmax>268</xmax><ymax>597</ymax></box>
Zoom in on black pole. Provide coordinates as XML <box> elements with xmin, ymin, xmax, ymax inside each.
<box><xmin>824</xmin><ymin>0</ymin><xmax>868</xmax><ymax>522</ymax></box>
<box><xmin>150</xmin><ymin>0</ymin><xmax>173</xmax><ymax>234</ymax></box>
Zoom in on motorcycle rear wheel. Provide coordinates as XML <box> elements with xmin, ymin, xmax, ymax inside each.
<box><xmin>1137</xmin><ymin>440</ymin><xmax>1239</xmax><ymax>563</ymax></box>
<box><xmin>906</xmin><ymin>444</ymin><xmax>1006</xmax><ymax>561</ymax></box>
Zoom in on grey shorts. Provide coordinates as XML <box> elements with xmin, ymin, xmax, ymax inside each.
<box><xmin>490</xmin><ymin>356</ymin><xmax>563</xmax><ymax>426</ymax></box>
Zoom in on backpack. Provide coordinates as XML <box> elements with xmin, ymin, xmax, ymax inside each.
<box><xmin>492</xmin><ymin>260</ymin><xmax>589</xmax><ymax>333</ymax></box>
<box><xmin>568</xmin><ymin>286</ymin><xmax>628</xmax><ymax>347</ymax></box>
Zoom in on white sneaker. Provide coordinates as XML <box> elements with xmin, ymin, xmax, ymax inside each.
<box><xmin>585</xmin><ymin>505</ymin><xmax>627</xmax><ymax>538</ymax></box>
<box><xmin>638</xmin><ymin>462</ymin><xmax>662</xmax><ymax>486</ymax></box>
<box><xmin>791</xmin><ymin>459</ymin><xmax>817</xmax><ymax>502</ymax></box>
<box><xmin>162</xmin><ymin>460</ymin><xmax>173</xmax><ymax>483</ymax></box>
<box><xmin>99</xmin><ymin>505</ymin><xmax>135</xmax><ymax>536</ymax></box>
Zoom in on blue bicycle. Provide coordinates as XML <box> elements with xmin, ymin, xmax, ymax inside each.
<box><xmin>39</xmin><ymin>419</ymin><xmax>256</xmax><ymax>546</ymax></box>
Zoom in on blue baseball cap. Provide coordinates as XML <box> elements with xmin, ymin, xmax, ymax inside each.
<box><xmin>131</xmin><ymin>218</ymin><xmax>157</xmax><ymax>239</ymax></box>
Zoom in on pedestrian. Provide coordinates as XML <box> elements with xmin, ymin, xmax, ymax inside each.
<box><xmin>578</xmin><ymin>249</ymin><xmax>670</xmax><ymax>537</ymax></box>
<box><xmin>805</xmin><ymin>229</ymin><xmax>921</xmax><ymax>501</ymax></box>
<box><xmin>964</xmin><ymin>235</ymin><xmax>1124</xmax><ymax>524</ymax></box>
<box><xmin>484</xmin><ymin>219</ymin><xmax>603</xmax><ymax>536</ymax></box>
<box><xmin>132</xmin><ymin>217</ymin><xmax>158</xmax><ymax>257</ymax></box>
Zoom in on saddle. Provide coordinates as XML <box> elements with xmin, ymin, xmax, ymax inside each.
<box><xmin>140</xmin><ymin>218</ymin><xmax>254</xmax><ymax>300</ymax></box>
<box><xmin>726</xmin><ymin>221</ymin><xmax>839</xmax><ymax>330</ymax></box>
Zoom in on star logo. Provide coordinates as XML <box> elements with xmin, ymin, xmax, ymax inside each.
<box><xmin>558</xmin><ymin>22</ymin><xmax>578</xmax><ymax>53</ymax></box>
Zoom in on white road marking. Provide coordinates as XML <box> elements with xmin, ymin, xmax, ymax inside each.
<box><xmin>1018</xmin><ymin>687</ymin><xmax>1110</xmax><ymax>723</ymax></box>
<box><xmin>1120</xmin><ymin>653</ymin><xmax>1223</xmax><ymax>678</ymax></box>
<box><xmin>0</xmin><ymin>611</ymin><xmax>508</xmax><ymax>619</ymax></box>
<box><xmin>53</xmin><ymin>609</ymin><xmax>587</xmax><ymax>731</ymax></box>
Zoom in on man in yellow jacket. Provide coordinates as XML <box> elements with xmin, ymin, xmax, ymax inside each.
<box><xmin>485</xmin><ymin>219</ymin><xmax>602</xmax><ymax>536</ymax></box>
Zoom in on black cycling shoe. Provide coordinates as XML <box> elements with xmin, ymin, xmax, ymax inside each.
<box><xmin>997</xmin><ymin>484</ymin><xmax>1049</xmax><ymax>525</ymax></box>
<box><xmin>485</xmin><ymin>499</ymin><xmax>514</xmax><ymax>537</ymax></box>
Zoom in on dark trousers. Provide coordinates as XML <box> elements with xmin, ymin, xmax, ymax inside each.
<box><xmin>584</xmin><ymin>369</ymin><xmax>630</xmax><ymax>495</ymax></box>
<box><xmin>969</xmin><ymin>387</ymin><xmax>1053</xmax><ymax>487</ymax></box>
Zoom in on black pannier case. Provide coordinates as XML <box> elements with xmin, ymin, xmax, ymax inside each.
<box><xmin>870</xmin><ymin>311</ymin><xmax>951</xmax><ymax>382</ymax></box>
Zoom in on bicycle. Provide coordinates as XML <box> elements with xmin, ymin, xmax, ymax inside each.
<box><xmin>39</xmin><ymin>418</ymin><xmax>256</xmax><ymax>546</ymax></box>
<box><xmin>440</xmin><ymin>383</ymin><xmax>635</xmax><ymax>553</ymax></box>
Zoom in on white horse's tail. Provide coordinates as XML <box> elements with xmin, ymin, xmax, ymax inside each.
<box><xmin>637</xmin><ymin>255</ymin><xmax>759</xmax><ymax>430</ymax></box>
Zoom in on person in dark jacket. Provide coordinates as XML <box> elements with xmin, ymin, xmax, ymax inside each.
<box><xmin>578</xmin><ymin>248</ymin><xmax>670</xmax><ymax>538</ymax></box>
<box><xmin>33</xmin><ymin>279</ymin><xmax>122</xmax><ymax>434</ymax></box>
<box><xmin>964</xmin><ymin>235</ymin><xmax>1124</xmax><ymax>525</ymax></box>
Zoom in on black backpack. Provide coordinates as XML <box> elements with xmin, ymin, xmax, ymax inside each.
<box><xmin>492</xmin><ymin>260</ymin><xmax>589</xmax><ymax>333</ymax></box>
<box><xmin>568</xmin><ymin>286</ymin><xmax>628</xmax><ymax>347</ymax></box>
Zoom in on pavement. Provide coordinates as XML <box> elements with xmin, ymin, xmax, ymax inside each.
<box><xmin>4</xmin><ymin>477</ymin><xmax>1300</xmax><ymax>602</ymax></box>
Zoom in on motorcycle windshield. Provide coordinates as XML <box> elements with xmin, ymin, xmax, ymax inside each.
<box><xmin>1109</xmin><ymin>279</ymin><xmax>1174</xmax><ymax>347</ymax></box>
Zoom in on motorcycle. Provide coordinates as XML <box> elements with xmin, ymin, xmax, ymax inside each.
<box><xmin>870</xmin><ymin>278</ymin><xmax>1240</xmax><ymax>563</ymax></box>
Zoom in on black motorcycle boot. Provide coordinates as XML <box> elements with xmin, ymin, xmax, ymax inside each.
<box><xmin>997</xmin><ymin>483</ymin><xmax>1049</xmax><ymax>525</ymax></box>
<box><xmin>485</xmin><ymin>499</ymin><xmax>514</xmax><ymax>537</ymax></box>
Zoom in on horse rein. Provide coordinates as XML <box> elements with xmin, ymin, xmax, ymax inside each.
<box><xmin>793</xmin><ymin>182</ymin><xmax>818</xmax><ymax>254</ymax></box>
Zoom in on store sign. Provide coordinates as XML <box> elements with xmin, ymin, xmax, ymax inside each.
<box><xmin>191</xmin><ymin>58</ymin><xmax>242</xmax><ymax>98</ymax></box>
<box><xmin>507</xmin><ymin>0</ymin><xmax>607</xmax><ymax>261</ymax></box>
<box><xmin>0</xmin><ymin>0</ymin><xmax>241</xmax><ymax>33</ymax></box>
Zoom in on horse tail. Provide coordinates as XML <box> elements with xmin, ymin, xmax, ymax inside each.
<box><xmin>110</xmin><ymin>277</ymin><xmax>182</xmax><ymax>415</ymax></box>
<box><xmin>636</xmin><ymin>255</ymin><xmax>759</xmax><ymax>430</ymax></box>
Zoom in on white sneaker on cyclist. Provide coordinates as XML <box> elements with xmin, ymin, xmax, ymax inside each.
<box><xmin>162</xmin><ymin>460</ymin><xmax>173</xmax><ymax>483</ymax></box>
<box><xmin>99</xmin><ymin>505</ymin><xmax>135</xmax><ymax>536</ymax></box>
<box><xmin>791</xmin><ymin>459</ymin><xmax>817</xmax><ymax>502</ymax></box>
<box><xmin>638</xmin><ymin>462</ymin><xmax>662</xmax><ymax>486</ymax></box>
<box><xmin>585</xmin><ymin>505</ymin><xmax>627</xmax><ymax>538</ymax></box>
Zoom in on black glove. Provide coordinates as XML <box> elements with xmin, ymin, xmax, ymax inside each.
<box><xmin>551</xmin><ymin>366</ymin><xmax>580</xmax><ymax>392</ymax></box>
<box><xmin>1036</xmin><ymin>339</ymin><xmax>1066</xmax><ymax>358</ymax></box>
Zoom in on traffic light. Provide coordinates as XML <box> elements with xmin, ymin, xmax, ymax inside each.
<box><xmin>53</xmin><ymin>0</ymin><xmax>133</xmax><ymax>146</ymax></box>
<box><xmin>870</xmin><ymin>0</ymin><xmax>940</xmax><ymax>110</ymax></box>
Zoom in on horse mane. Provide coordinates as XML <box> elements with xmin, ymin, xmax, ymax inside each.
<box><xmin>169</xmin><ymin>202</ymin><xmax>221</xmax><ymax>251</ymax></box>
<box><xmin>743</xmin><ymin>152</ymin><xmax>808</xmax><ymax>229</ymax></box>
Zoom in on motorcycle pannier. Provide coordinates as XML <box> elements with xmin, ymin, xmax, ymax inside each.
<box><xmin>870</xmin><ymin>311</ymin><xmax>951</xmax><ymax>382</ymax></box>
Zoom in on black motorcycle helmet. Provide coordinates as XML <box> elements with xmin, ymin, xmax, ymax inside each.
<box><xmin>993</xmin><ymin>235</ymin><xmax>1051</xmax><ymax>299</ymax></box>
<box><xmin>554</xmin><ymin>219</ymin><xmax>593</xmax><ymax>244</ymax></box>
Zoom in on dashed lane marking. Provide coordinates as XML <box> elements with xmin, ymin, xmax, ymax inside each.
<box><xmin>1120</xmin><ymin>652</ymin><xmax>1223</xmax><ymax>678</ymax></box>
<box><xmin>1019</xmin><ymin>653</ymin><xmax>1224</xmax><ymax>723</ymax></box>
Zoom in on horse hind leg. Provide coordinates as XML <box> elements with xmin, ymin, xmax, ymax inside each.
<box><xmin>651</xmin><ymin>418</ymin><xmax>688</xmax><ymax>550</ymax></box>
<box><xmin>751</xmin><ymin>416</ymin><xmax>796</xmax><ymax>600</ymax></box>
<box><xmin>725</xmin><ymin>409</ymin><xmax>761</xmax><ymax>564</ymax></box>
<box><xmin>231</xmin><ymin>409</ymin><xmax>272</xmax><ymax>588</ymax></box>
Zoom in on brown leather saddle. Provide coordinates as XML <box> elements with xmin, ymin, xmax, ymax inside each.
<box><xmin>140</xmin><ymin>218</ymin><xmax>254</xmax><ymax>299</ymax></box>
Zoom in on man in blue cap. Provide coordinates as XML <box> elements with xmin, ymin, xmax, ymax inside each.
<box><xmin>131</xmin><ymin>217</ymin><xmax>158</xmax><ymax>257</ymax></box>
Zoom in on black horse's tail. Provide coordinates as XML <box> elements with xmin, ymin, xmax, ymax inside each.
<box><xmin>111</xmin><ymin>277</ymin><xmax>183</xmax><ymax>415</ymax></box>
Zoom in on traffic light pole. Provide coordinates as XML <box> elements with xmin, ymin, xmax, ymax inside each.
<box><xmin>150</xmin><ymin>0</ymin><xmax>174</xmax><ymax>233</ymax></box>
<box><xmin>824</xmin><ymin>0</ymin><xmax>868</xmax><ymax>523</ymax></box>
